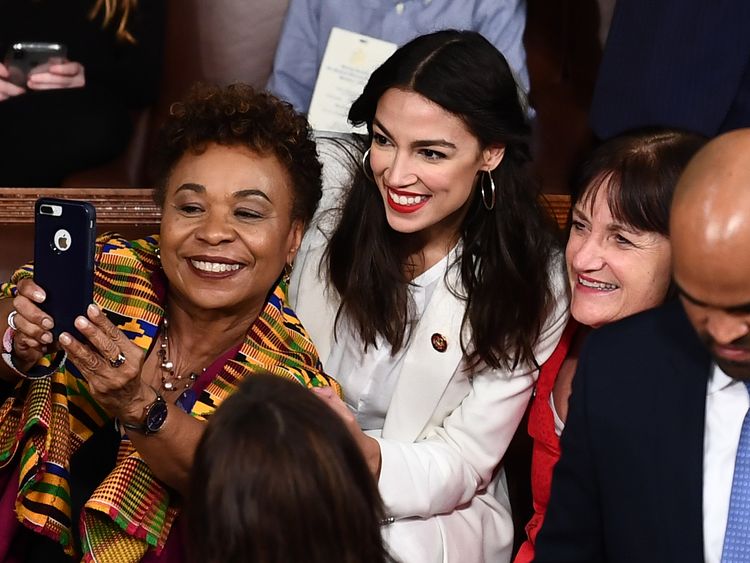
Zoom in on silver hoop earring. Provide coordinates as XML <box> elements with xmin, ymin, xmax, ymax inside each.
<box><xmin>361</xmin><ymin>147</ymin><xmax>375</xmax><ymax>182</ymax></box>
<box><xmin>480</xmin><ymin>170</ymin><xmax>496</xmax><ymax>211</ymax></box>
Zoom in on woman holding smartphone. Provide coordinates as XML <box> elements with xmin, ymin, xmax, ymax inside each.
<box><xmin>0</xmin><ymin>83</ymin><xmax>340</xmax><ymax>562</ymax></box>
<box><xmin>291</xmin><ymin>30</ymin><xmax>568</xmax><ymax>562</ymax></box>
<box><xmin>0</xmin><ymin>0</ymin><xmax>164</xmax><ymax>186</ymax></box>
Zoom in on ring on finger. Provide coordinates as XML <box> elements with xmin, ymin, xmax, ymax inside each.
<box><xmin>7</xmin><ymin>311</ymin><xmax>18</xmax><ymax>331</ymax></box>
<box><xmin>108</xmin><ymin>351</ymin><xmax>126</xmax><ymax>368</ymax></box>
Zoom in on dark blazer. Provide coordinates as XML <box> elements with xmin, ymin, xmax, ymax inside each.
<box><xmin>534</xmin><ymin>300</ymin><xmax>712</xmax><ymax>563</ymax></box>
<box><xmin>590</xmin><ymin>0</ymin><xmax>750</xmax><ymax>138</ymax></box>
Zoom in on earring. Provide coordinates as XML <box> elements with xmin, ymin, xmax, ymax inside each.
<box><xmin>480</xmin><ymin>170</ymin><xmax>496</xmax><ymax>211</ymax></box>
<box><xmin>156</xmin><ymin>247</ymin><xmax>161</xmax><ymax>261</ymax></box>
<box><xmin>282</xmin><ymin>262</ymin><xmax>293</xmax><ymax>285</ymax></box>
<box><xmin>361</xmin><ymin>147</ymin><xmax>375</xmax><ymax>182</ymax></box>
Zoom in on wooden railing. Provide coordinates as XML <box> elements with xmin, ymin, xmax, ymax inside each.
<box><xmin>0</xmin><ymin>188</ymin><xmax>160</xmax><ymax>282</ymax></box>
<box><xmin>0</xmin><ymin>188</ymin><xmax>571</xmax><ymax>282</ymax></box>
<box><xmin>541</xmin><ymin>194</ymin><xmax>571</xmax><ymax>230</ymax></box>
<box><xmin>0</xmin><ymin>188</ymin><xmax>160</xmax><ymax>225</ymax></box>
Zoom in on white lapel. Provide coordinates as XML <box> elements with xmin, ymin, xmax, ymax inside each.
<box><xmin>293</xmin><ymin>226</ymin><xmax>467</xmax><ymax>442</ymax></box>
<box><xmin>289</xmin><ymin>230</ymin><xmax>338</xmax><ymax>364</ymax></box>
<box><xmin>382</xmin><ymin>267</ymin><xmax>466</xmax><ymax>442</ymax></box>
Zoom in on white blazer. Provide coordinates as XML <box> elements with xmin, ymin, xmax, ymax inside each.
<box><xmin>289</xmin><ymin>139</ymin><xmax>569</xmax><ymax>563</ymax></box>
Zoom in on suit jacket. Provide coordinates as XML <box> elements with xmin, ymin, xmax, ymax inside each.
<box><xmin>534</xmin><ymin>300</ymin><xmax>712</xmax><ymax>563</ymax></box>
<box><xmin>289</xmin><ymin>139</ymin><xmax>569</xmax><ymax>562</ymax></box>
<box><xmin>590</xmin><ymin>0</ymin><xmax>750</xmax><ymax>138</ymax></box>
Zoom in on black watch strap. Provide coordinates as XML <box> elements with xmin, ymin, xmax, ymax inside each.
<box><xmin>122</xmin><ymin>391</ymin><xmax>168</xmax><ymax>435</ymax></box>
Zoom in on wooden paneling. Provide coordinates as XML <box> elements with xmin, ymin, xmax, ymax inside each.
<box><xmin>526</xmin><ymin>0</ymin><xmax>604</xmax><ymax>194</ymax></box>
<box><xmin>0</xmin><ymin>188</ymin><xmax>570</xmax><ymax>229</ymax></box>
<box><xmin>0</xmin><ymin>188</ymin><xmax>160</xmax><ymax>225</ymax></box>
<box><xmin>0</xmin><ymin>188</ymin><xmax>570</xmax><ymax>283</ymax></box>
<box><xmin>542</xmin><ymin>193</ymin><xmax>572</xmax><ymax>229</ymax></box>
<box><xmin>0</xmin><ymin>188</ymin><xmax>161</xmax><ymax>282</ymax></box>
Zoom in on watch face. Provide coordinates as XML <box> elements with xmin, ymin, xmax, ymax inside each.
<box><xmin>145</xmin><ymin>399</ymin><xmax>168</xmax><ymax>434</ymax></box>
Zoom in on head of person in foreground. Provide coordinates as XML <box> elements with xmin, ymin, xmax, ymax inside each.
<box><xmin>186</xmin><ymin>374</ymin><xmax>391</xmax><ymax>563</ymax></box>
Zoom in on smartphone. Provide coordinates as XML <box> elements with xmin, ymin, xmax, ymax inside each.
<box><xmin>34</xmin><ymin>198</ymin><xmax>96</xmax><ymax>341</ymax></box>
<box><xmin>3</xmin><ymin>42</ymin><xmax>67</xmax><ymax>86</ymax></box>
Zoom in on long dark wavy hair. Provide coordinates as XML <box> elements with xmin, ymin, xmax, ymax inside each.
<box><xmin>326</xmin><ymin>30</ymin><xmax>560</xmax><ymax>370</ymax></box>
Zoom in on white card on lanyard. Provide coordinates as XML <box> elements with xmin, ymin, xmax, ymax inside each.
<box><xmin>308</xmin><ymin>27</ymin><xmax>397</xmax><ymax>134</ymax></box>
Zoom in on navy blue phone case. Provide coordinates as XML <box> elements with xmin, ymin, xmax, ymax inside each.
<box><xmin>33</xmin><ymin>198</ymin><xmax>96</xmax><ymax>341</ymax></box>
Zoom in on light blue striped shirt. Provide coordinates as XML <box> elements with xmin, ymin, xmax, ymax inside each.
<box><xmin>267</xmin><ymin>0</ymin><xmax>529</xmax><ymax>113</ymax></box>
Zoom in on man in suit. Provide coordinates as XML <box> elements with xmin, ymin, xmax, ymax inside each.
<box><xmin>590</xmin><ymin>0</ymin><xmax>750</xmax><ymax>139</ymax></box>
<box><xmin>534</xmin><ymin>128</ymin><xmax>750</xmax><ymax>563</ymax></box>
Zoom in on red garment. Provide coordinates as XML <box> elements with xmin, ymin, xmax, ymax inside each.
<box><xmin>514</xmin><ymin>320</ymin><xmax>579</xmax><ymax>563</ymax></box>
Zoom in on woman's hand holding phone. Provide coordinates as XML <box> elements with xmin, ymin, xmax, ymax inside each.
<box><xmin>1</xmin><ymin>43</ymin><xmax>82</xmax><ymax>95</ymax></box>
<box><xmin>27</xmin><ymin>61</ymin><xmax>85</xmax><ymax>90</ymax></box>
<box><xmin>58</xmin><ymin>304</ymin><xmax>153</xmax><ymax>424</ymax></box>
<box><xmin>8</xmin><ymin>278</ymin><xmax>57</xmax><ymax>373</ymax></box>
<box><xmin>0</xmin><ymin>63</ymin><xmax>26</xmax><ymax>101</ymax></box>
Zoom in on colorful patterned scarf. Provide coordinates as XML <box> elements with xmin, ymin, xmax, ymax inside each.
<box><xmin>0</xmin><ymin>234</ymin><xmax>339</xmax><ymax>562</ymax></box>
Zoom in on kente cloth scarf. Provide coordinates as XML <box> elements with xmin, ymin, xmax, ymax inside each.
<box><xmin>0</xmin><ymin>233</ymin><xmax>339</xmax><ymax>562</ymax></box>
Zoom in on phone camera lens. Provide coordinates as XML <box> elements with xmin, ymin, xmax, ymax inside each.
<box><xmin>40</xmin><ymin>205</ymin><xmax>53</xmax><ymax>214</ymax></box>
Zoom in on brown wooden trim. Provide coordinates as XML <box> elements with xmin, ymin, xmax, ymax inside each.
<box><xmin>541</xmin><ymin>194</ymin><xmax>571</xmax><ymax>230</ymax></box>
<box><xmin>0</xmin><ymin>188</ymin><xmax>570</xmax><ymax>230</ymax></box>
<box><xmin>0</xmin><ymin>188</ymin><xmax>161</xmax><ymax>226</ymax></box>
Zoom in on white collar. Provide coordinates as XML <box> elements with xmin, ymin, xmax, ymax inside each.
<box><xmin>707</xmin><ymin>363</ymin><xmax>741</xmax><ymax>395</ymax></box>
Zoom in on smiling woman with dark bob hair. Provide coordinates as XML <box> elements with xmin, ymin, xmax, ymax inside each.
<box><xmin>291</xmin><ymin>30</ymin><xmax>569</xmax><ymax>563</ymax></box>
<box><xmin>0</xmin><ymin>82</ymin><xmax>339</xmax><ymax>563</ymax></box>
<box><xmin>515</xmin><ymin>127</ymin><xmax>707</xmax><ymax>563</ymax></box>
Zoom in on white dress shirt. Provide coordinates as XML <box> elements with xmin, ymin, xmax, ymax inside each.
<box><xmin>324</xmin><ymin>251</ymin><xmax>451</xmax><ymax>431</ymax></box>
<box><xmin>549</xmin><ymin>393</ymin><xmax>565</xmax><ymax>437</ymax></box>
<box><xmin>703</xmin><ymin>364</ymin><xmax>749</xmax><ymax>563</ymax></box>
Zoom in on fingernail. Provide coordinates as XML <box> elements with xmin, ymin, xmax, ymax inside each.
<box><xmin>88</xmin><ymin>303</ymin><xmax>99</xmax><ymax>317</ymax></box>
<box><xmin>59</xmin><ymin>333</ymin><xmax>71</xmax><ymax>345</ymax></box>
<box><xmin>75</xmin><ymin>316</ymin><xmax>89</xmax><ymax>329</ymax></box>
<box><xmin>32</xmin><ymin>291</ymin><xmax>45</xmax><ymax>302</ymax></box>
<box><xmin>41</xmin><ymin>318</ymin><xmax>53</xmax><ymax>330</ymax></box>
<box><xmin>41</xmin><ymin>332</ymin><xmax>53</xmax><ymax>344</ymax></box>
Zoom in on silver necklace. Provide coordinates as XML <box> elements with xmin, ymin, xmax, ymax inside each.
<box><xmin>158</xmin><ymin>317</ymin><xmax>200</xmax><ymax>391</ymax></box>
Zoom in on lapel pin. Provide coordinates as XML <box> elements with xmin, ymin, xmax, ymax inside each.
<box><xmin>431</xmin><ymin>333</ymin><xmax>447</xmax><ymax>353</ymax></box>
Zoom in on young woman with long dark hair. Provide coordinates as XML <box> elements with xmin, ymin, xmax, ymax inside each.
<box><xmin>291</xmin><ymin>30</ymin><xmax>569</xmax><ymax>562</ymax></box>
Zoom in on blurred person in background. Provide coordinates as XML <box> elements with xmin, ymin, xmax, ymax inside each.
<box><xmin>590</xmin><ymin>0</ymin><xmax>750</xmax><ymax>139</ymax></box>
<box><xmin>267</xmin><ymin>0</ymin><xmax>529</xmax><ymax>114</ymax></box>
<box><xmin>0</xmin><ymin>0</ymin><xmax>164</xmax><ymax>186</ymax></box>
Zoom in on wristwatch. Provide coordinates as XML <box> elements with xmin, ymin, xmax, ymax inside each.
<box><xmin>122</xmin><ymin>391</ymin><xmax>168</xmax><ymax>435</ymax></box>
